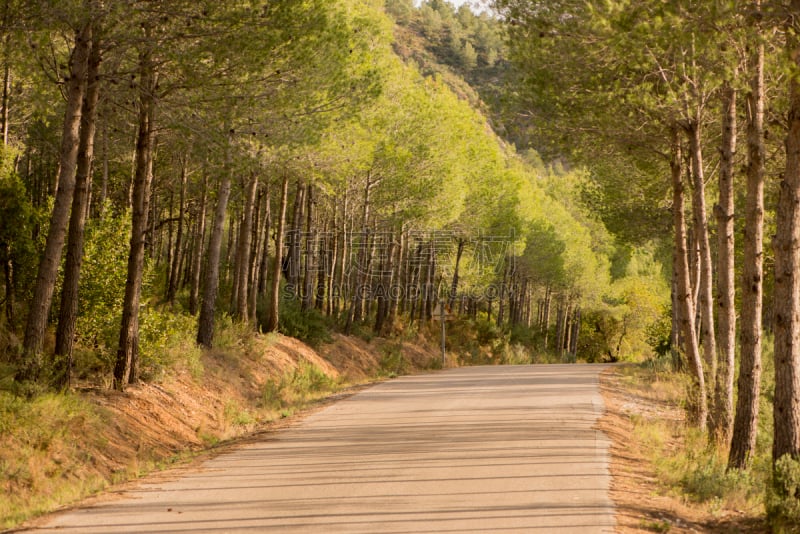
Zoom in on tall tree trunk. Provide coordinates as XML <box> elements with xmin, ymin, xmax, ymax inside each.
<box><xmin>543</xmin><ymin>285</ymin><xmax>551</xmax><ymax>350</ymax></box>
<box><xmin>188</xmin><ymin>170</ymin><xmax>207</xmax><ymax>315</ymax></box>
<box><xmin>2</xmin><ymin>246</ymin><xmax>11</xmax><ymax>326</ymax></box>
<box><xmin>234</xmin><ymin>171</ymin><xmax>258</xmax><ymax>320</ymax></box>
<box><xmin>258</xmin><ymin>182</ymin><xmax>272</xmax><ymax>296</ymax></box>
<box><xmin>314</xmin><ymin>220</ymin><xmax>324</xmax><ymax>312</ymax></box>
<box><xmin>773</xmin><ymin>1</ymin><xmax>800</xmax><ymax>466</ymax></box>
<box><xmin>97</xmin><ymin>118</ymin><xmax>108</xmax><ymax>216</ymax></box>
<box><xmin>730</xmin><ymin>15</ymin><xmax>765</xmax><ymax>470</ymax></box>
<box><xmin>672</xmin><ymin>127</ymin><xmax>707</xmax><ymax>430</ymax></box>
<box><xmin>21</xmin><ymin>22</ymin><xmax>91</xmax><ymax>374</ymax></box>
<box><xmin>687</xmin><ymin>120</ymin><xmax>717</xmax><ymax>402</ymax></box>
<box><xmin>264</xmin><ymin>174</ymin><xmax>289</xmax><ymax>332</ymax></box>
<box><xmin>248</xmin><ymin>188</ymin><xmax>263</xmax><ymax>323</ymax></box>
<box><xmin>113</xmin><ymin>45</ymin><xmax>156</xmax><ymax>389</ymax></box>
<box><xmin>448</xmin><ymin>238</ymin><xmax>465</xmax><ymax>309</ymax></box>
<box><xmin>1</xmin><ymin>58</ymin><xmax>8</xmax><ymax>147</ymax></box>
<box><xmin>712</xmin><ymin>78</ymin><xmax>737</xmax><ymax>443</ymax></box>
<box><xmin>374</xmin><ymin>233</ymin><xmax>396</xmax><ymax>334</ymax></box>
<box><xmin>54</xmin><ymin>31</ymin><xmax>101</xmax><ymax>388</ymax></box>
<box><xmin>196</xmin><ymin>161</ymin><xmax>233</xmax><ymax>348</ymax></box>
<box><xmin>302</xmin><ymin>186</ymin><xmax>314</xmax><ymax>311</ymax></box>
<box><xmin>286</xmin><ymin>180</ymin><xmax>304</xmax><ymax>292</ymax></box>
<box><xmin>167</xmin><ymin>157</ymin><xmax>187</xmax><ymax>303</ymax></box>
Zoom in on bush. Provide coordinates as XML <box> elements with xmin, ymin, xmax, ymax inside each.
<box><xmin>379</xmin><ymin>342</ymin><xmax>407</xmax><ymax>377</ymax></box>
<box><xmin>261</xmin><ymin>362</ymin><xmax>337</xmax><ymax>411</ymax></box>
<box><xmin>137</xmin><ymin>308</ymin><xmax>201</xmax><ymax>381</ymax></box>
<box><xmin>768</xmin><ymin>455</ymin><xmax>800</xmax><ymax>533</ymax></box>
<box><xmin>257</xmin><ymin>291</ymin><xmax>332</xmax><ymax>348</ymax></box>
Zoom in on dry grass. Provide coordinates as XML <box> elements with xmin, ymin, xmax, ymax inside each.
<box><xmin>600</xmin><ymin>363</ymin><xmax>770</xmax><ymax>533</ymax></box>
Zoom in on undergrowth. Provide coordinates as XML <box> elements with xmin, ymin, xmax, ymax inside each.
<box><xmin>619</xmin><ymin>360</ymin><xmax>773</xmax><ymax>524</ymax></box>
<box><xmin>261</xmin><ymin>361</ymin><xmax>339</xmax><ymax>413</ymax></box>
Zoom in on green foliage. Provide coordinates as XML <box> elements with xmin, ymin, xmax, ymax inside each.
<box><xmin>379</xmin><ymin>341</ymin><xmax>407</xmax><ymax>377</ymax></box>
<box><xmin>73</xmin><ymin>211</ymin><xmax>130</xmax><ymax>357</ymax></box>
<box><xmin>645</xmin><ymin>306</ymin><xmax>672</xmax><ymax>358</ymax></box>
<box><xmin>769</xmin><ymin>455</ymin><xmax>800</xmax><ymax>532</ymax></box>
<box><xmin>0</xmin><ymin>150</ymin><xmax>39</xmax><ymax>310</ymax></box>
<box><xmin>261</xmin><ymin>362</ymin><xmax>337</xmax><ymax>411</ymax></box>
<box><xmin>259</xmin><ymin>294</ymin><xmax>332</xmax><ymax>349</ymax></box>
<box><xmin>137</xmin><ymin>307</ymin><xmax>200</xmax><ymax>381</ymax></box>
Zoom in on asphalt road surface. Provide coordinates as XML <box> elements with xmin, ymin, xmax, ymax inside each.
<box><xmin>24</xmin><ymin>364</ymin><xmax>615</xmax><ymax>533</ymax></box>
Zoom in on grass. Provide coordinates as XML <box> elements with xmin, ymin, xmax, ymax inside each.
<box><xmin>617</xmin><ymin>361</ymin><xmax>772</xmax><ymax>523</ymax></box>
<box><xmin>0</xmin><ymin>391</ymin><xmax>108</xmax><ymax>528</ymax></box>
<box><xmin>260</xmin><ymin>361</ymin><xmax>340</xmax><ymax>412</ymax></box>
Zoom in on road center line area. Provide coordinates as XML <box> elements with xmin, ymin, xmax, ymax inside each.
<box><xmin>24</xmin><ymin>364</ymin><xmax>615</xmax><ymax>533</ymax></box>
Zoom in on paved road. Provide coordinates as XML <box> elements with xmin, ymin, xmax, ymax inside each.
<box><xmin>25</xmin><ymin>364</ymin><xmax>615</xmax><ymax>533</ymax></box>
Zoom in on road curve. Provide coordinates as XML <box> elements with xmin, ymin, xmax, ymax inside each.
<box><xmin>24</xmin><ymin>364</ymin><xmax>615</xmax><ymax>533</ymax></box>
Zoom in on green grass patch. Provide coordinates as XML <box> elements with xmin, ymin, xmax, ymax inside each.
<box><xmin>261</xmin><ymin>362</ymin><xmax>339</xmax><ymax>411</ymax></box>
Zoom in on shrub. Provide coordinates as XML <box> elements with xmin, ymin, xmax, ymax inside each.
<box><xmin>257</xmin><ymin>291</ymin><xmax>332</xmax><ymax>348</ymax></box>
<box><xmin>261</xmin><ymin>362</ymin><xmax>337</xmax><ymax>411</ymax></box>
<box><xmin>768</xmin><ymin>455</ymin><xmax>800</xmax><ymax>533</ymax></box>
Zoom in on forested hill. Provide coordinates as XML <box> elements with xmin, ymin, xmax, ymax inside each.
<box><xmin>386</xmin><ymin>0</ymin><xmax>507</xmax><ymax>128</ymax></box>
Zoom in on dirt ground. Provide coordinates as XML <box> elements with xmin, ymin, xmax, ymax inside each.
<box><xmin>598</xmin><ymin>367</ymin><xmax>769</xmax><ymax>533</ymax></box>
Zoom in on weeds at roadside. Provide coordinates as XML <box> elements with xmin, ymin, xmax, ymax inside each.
<box><xmin>261</xmin><ymin>362</ymin><xmax>339</xmax><ymax>411</ymax></box>
<box><xmin>619</xmin><ymin>363</ymin><xmax>771</xmax><ymax>524</ymax></box>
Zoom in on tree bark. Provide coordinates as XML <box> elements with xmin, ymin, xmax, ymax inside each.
<box><xmin>257</xmin><ymin>182</ymin><xmax>272</xmax><ymax>296</ymax></box>
<box><xmin>188</xmin><ymin>170</ymin><xmax>207</xmax><ymax>316</ymax></box>
<box><xmin>286</xmin><ymin>180</ymin><xmax>304</xmax><ymax>292</ymax></box>
<box><xmin>672</xmin><ymin>127</ymin><xmax>707</xmax><ymax>430</ymax></box>
<box><xmin>302</xmin><ymin>185</ymin><xmax>314</xmax><ymax>311</ymax></box>
<box><xmin>54</xmin><ymin>30</ymin><xmax>101</xmax><ymax>388</ymax></box>
<box><xmin>3</xmin><ymin>247</ymin><xmax>11</xmax><ymax>326</ymax></box>
<box><xmin>113</xmin><ymin>44</ymin><xmax>156</xmax><ymax>389</ymax></box>
<box><xmin>22</xmin><ymin>22</ymin><xmax>91</xmax><ymax>372</ymax></box>
<box><xmin>167</xmin><ymin>157</ymin><xmax>187</xmax><ymax>303</ymax></box>
<box><xmin>773</xmin><ymin>2</ymin><xmax>800</xmax><ymax>465</ymax></box>
<box><xmin>264</xmin><ymin>174</ymin><xmax>289</xmax><ymax>332</ymax></box>
<box><xmin>234</xmin><ymin>171</ymin><xmax>258</xmax><ymax>320</ymax></box>
<box><xmin>712</xmin><ymin>78</ymin><xmax>737</xmax><ymax>443</ymax></box>
<box><xmin>730</xmin><ymin>16</ymin><xmax>765</xmax><ymax>470</ymax></box>
<box><xmin>686</xmin><ymin>120</ymin><xmax>717</xmax><ymax>401</ymax></box>
<box><xmin>196</xmin><ymin>162</ymin><xmax>233</xmax><ymax>348</ymax></box>
<box><xmin>449</xmin><ymin>238</ymin><xmax>465</xmax><ymax>309</ymax></box>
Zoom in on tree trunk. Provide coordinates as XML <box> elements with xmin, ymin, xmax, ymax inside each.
<box><xmin>188</xmin><ymin>171</ymin><xmax>207</xmax><ymax>316</ymax></box>
<box><xmin>113</xmin><ymin>45</ymin><xmax>156</xmax><ymax>389</ymax></box>
<box><xmin>22</xmin><ymin>22</ymin><xmax>91</xmax><ymax>372</ymax></box>
<box><xmin>449</xmin><ymin>238</ymin><xmax>465</xmax><ymax>309</ymax></box>
<box><xmin>196</xmin><ymin>162</ymin><xmax>233</xmax><ymax>348</ymax></box>
<box><xmin>730</xmin><ymin>18</ymin><xmax>765</xmax><ymax>470</ymax></box>
<box><xmin>167</xmin><ymin>157</ymin><xmax>187</xmax><ymax>303</ymax></box>
<box><xmin>773</xmin><ymin>2</ymin><xmax>800</xmax><ymax>466</ymax></box>
<box><xmin>315</xmin><ymin>219</ymin><xmax>328</xmax><ymax>311</ymax></box>
<box><xmin>54</xmin><ymin>31</ymin><xmax>101</xmax><ymax>388</ymax></box>
<box><xmin>248</xmin><ymin>188</ymin><xmax>263</xmax><ymax>324</ymax></box>
<box><xmin>302</xmin><ymin>185</ymin><xmax>314</xmax><ymax>311</ymax></box>
<box><xmin>687</xmin><ymin>121</ymin><xmax>717</xmax><ymax>402</ymax></box>
<box><xmin>711</xmin><ymin>78</ymin><xmax>737</xmax><ymax>444</ymax></box>
<box><xmin>234</xmin><ymin>171</ymin><xmax>258</xmax><ymax>320</ymax></box>
<box><xmin>672</xmin><ymin>127</ymin><xmax>707</xmax><ymax>430</ymax></box>
<box><xmin>258</xmin><ymin>182</ymin><xmax>272</xmax><ymax>296</ymax></box>
<box><xmin>374</xmin><ymin>233</ymin><xmax>396</xmax><ymax>334</ymax></box>
<box><xmin>286</xmin><ymin>180</ymin><xmax>304</xmax><ymax>293</ymax></box>
<box><xmin>264</xmin><ymin>174</ymin><xmax>289</xmax><ymax>332</ymax></box>
<box><xmin>97</xmin><ymin>118</ymin><xmax>109</xmax><ymax>216</ymax></box>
